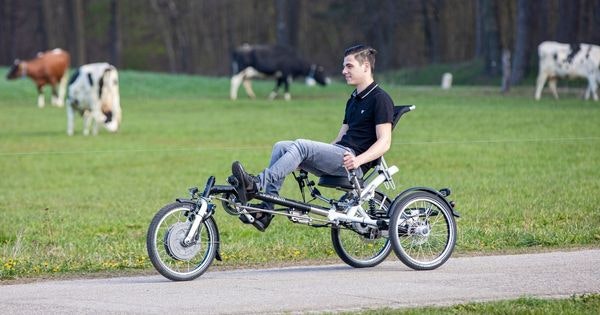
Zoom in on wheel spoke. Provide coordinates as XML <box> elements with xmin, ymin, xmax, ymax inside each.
<box><xmin>147</xmin><ymin>203</ymin><xmax>217</xmax><ymax>281</ymax></box>
<box><xmin>390</xmin><ymin>192</ymin><xmax>456</xmax><ymax>270</ymax></box>
<box><xmin>331</xmin><ymin>192</ymin><xmax>392</xmax><ymax>268</ymax></box>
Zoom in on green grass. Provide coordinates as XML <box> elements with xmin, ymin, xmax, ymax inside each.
<box><xmin>342</xmin><ymin>294</ymin><xmax>600</xmax><ymax>315</ymax></box>
<box><xmin>0</xmin><ymin>69</ymin><xmax>599</xmax><ymax>279</ymax></box>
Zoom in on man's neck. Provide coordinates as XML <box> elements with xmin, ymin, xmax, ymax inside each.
<box><xmin>355</xmin><ymin>78</ymin><xmax>374</xmax><ymax>94</ymax></box>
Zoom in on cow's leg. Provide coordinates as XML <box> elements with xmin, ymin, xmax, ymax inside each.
<box><xmin>230</xmin><ymin>72</ymin><xmax>244</xmax><ymax>100</ymax></box>
<box><xmin>56</xmin><ymin>75</ymin><xmax>67</xmax><ymax>107</ymax></box>
<box><xmin>50</xmin><ymin>82</ymin><xmax>59</xmax><ymax>106</ymax></box>
<box><xmin>242</xmin><ymin>79</ymin><xmax>256</xmax><ymax>99</ymax></box>
<box><xmin>269</xmin><ymin>78</ymin><xmax>283</xmax><ymax>100</ymax></box>
<box><xmin>589</xmin><ymin>77</ymin><xmax>598</xmax><ymax>101</ymax></box>
<box><xmin>37</xmin><ymin>85</ymin><xmax>45</xmax><ymax>108</ymax></box>
<box><xmin>283</xmin><ymin>75</ymin><xmax>292</xmax><ymax>101</ymax></box>
<box><xmin>534</xmin><ymin>72</ymin><xmax>548</xmax><ymax>100</ymax></box>
<box><xmin>548</xmin><ymin>78</ymin><xmax>559</xmax><ymax>100</ymax></box>
<box><xmin>66</xmin><ymin>99</ymin><xmax>75</xmax><ymax>136</ymax></box>
<box><xmin>91</xmin><ymin>107</ymin><xmax>107</xmax><ymax>136</ymax></box>
<box><xmin>82</xmin><ymin>111</ymin><xmax>92</xmax><ymax>136</ymax></box>
<box><xmin>584</xmin><ymin>82</ymin><xmax>592</xmax><ymax>100</ymax></box>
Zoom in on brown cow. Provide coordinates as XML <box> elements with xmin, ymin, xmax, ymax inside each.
<box><xmin>6</xmin><ymin>48</ymin><xmax>70</xmax><ymax>108</ymax></box>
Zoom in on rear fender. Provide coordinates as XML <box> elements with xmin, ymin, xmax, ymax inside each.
<box><xmin>392</xmin><ymin>187</ymin><xmax>461</xmax><ymax>218</ymax></box>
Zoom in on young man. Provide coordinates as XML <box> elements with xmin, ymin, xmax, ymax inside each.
<box><xmin>230</xmin><ymin>44</ymin><xmax>395</xmax><ymax>231</ymax></box>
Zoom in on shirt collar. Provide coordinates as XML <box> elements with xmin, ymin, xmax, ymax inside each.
<box><xmin>351</xmin><ymin>81</ymin><xmax>378</xmax><ymax>100</ymax></box>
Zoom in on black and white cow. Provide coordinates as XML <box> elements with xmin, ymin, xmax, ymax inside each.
<box><xmin>66</xmin><ymin>63</ymin><xmax>122</xmax><ymax>136</ymax></box>
<box><xmin>535</xmin><ymin>41</ymin><xmax>600</xmax><ymax>101</ymax></box>
<box><xmin>230</xmin><ymin>44</ymin><xmax>330</xmax><ymax>101</ymax></box>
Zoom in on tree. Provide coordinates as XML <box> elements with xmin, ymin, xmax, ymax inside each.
<box><xmin>421</xmin><ymin>0</ymin><xmax>443</xmax><ymax>63</ymax></box>
<box><xmin>287</xmin><ymin>0</ymin><xmax>300</xmax><ymax>48</ymax></box>
<box><xmin>275</xmin><ymin>0</ymin><xmax>289</xmax><ymax>46</ymax></box>
<box><xmin>479</xmin><ymin>0</ymin><xmax>501</xmax><ymax>76</ymax></box>
<box><xmin>149</xmin><ymin>0</ymin><xmax>189</xmax><ymax>73</ymax></box>
<box><xmin>510</xmin><ymin>0</ymin><xmax>531</xmax><ymax>85</ymax></box>
<box><xmin>109</xmin><ymin>0</ymin><xmax>121</xmax><ymax>67</ymax></box>
<box><xmin>556</xmin><ymin>0</ymin><xmax>580</xmax><ymax>43</ymax></box>
<box><xmin>71</xmin><ymin>0</ymin><xmax>86</xmax><ymax>66</ymax></box>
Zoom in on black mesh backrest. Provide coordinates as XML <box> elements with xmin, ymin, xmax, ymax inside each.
<box><xmin>392</xmin><ymin>105</ymin><xmax>413</xmax><ymax>129</ymax></box>
<box><xmin>360</xmin><ymin>105</ymin><xmax>414</xmax><ymax>174</ymax></box>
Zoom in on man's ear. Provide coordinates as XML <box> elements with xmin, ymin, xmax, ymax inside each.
<box><xmin>363</xmin><ymin>61</ymin><xmax>371</xmax><ymax>72</ymax></box>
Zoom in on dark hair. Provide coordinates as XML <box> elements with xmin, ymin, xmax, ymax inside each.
<box><xmin>344</xmin><ymin>45</ymin><xmax>377</xmax><ymax>70</ymax></box>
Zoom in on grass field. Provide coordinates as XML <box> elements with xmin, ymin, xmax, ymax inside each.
<box><xmin>346</xmin><ymin>294</ymin><xmax>600</xmax><ymax>315</ymax></box>
<box><xmin>0</xmin><ymin>69</ymin><xmax>599</xmax><ymax>280</ymax></box>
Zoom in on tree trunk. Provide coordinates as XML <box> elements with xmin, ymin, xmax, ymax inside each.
<box><xmin>8</xmin><ymin>0</ymin><xmax>17</xmax><ymax>61</ymax></box>
<box><xmin>109</xmin><ymin>0</ymin><xmax>121</xmax><ymax>67</ymax></box>
<box><xmin>287</xmin><ymin>0</ymin><xmax>300</xmax><ymax>48</ymax></box>
<box><xmin>35</xmin><ymin>0</ymin><xmax>49</xmax><ymax>51</ymax></box>
<box><xmin>536</xmin><ymin>0</ymin><xmax>549</xmax><ymax>44</ymax></box>
<box><xmin>481</xmin><ymin>0</ymin><xmax>501</xmax><ymax>76</ymax></box>
<box><xmin>72</xmin><ymin>0</ymin><xmax>86</xmax><ymax>65</ymax></box>
<box><xmin>474</xmin><ymin>0</ymin><xmax>484</xmax><ymax>58</ymax></box>
<box><xmin>421</xmin><ymin>0</ymin><xmax>442</xmax><ymax>63</ymax></box>
<box><xmin>149</xmin><ymin>0</ymin><xmax>176</xmax><ymax>72</ymax></box>
<box><xmin>594</xmin><ymin>0</ymin><xmax>600</xmax><ymax>44</ymax></box>
<box><xmin>510</xmin><ymin>0</ymin><xmax>530</xmax><ymax>85</ymax></box>
<box><xmin>275</xmin><ymin>0</ymin><xmax>289</xmax><ymax>46</ymax></box>
<box><xmin>556</xmin><ymin>0</ymin><xmax>580</xmax><ymax>43</ymax></box>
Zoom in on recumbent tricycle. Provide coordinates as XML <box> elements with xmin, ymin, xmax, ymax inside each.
<box><xmin>146</xmin><ymin>105</ymin><xmax>460</xmax><ymax>281</ymax></box>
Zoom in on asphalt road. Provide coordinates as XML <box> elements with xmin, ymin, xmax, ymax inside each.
<box><xmin>1</xmin><ymin>249</ymin><xmax>598</xmax><ymax>314</ymax></box>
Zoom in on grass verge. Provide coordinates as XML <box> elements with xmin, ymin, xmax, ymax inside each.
<box><xmin>0</xmin><ymin>69</ymin><xmax>599</xmax><ymax>280</ymax></box>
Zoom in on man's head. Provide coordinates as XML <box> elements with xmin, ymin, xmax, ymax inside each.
<box><xmin>342</xmin><ymin>45</ymin><xmax>377</xmax><ymax>87</ymax></box>
<box><xmin>344</xmin><ymin>45</ymin><xmax>377</xmax><ymax>70</ymax></box>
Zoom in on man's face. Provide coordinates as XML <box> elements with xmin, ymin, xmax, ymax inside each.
<box><xmin>342</xmin><ymin>54</ymin><xmax>369</xmax><ymax>86</ymax></box>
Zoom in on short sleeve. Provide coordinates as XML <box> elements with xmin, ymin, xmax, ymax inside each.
<box><xmin>374</xmin><ymin>92</ymin><xmax>394</xmax><ymax>125</ymax></box>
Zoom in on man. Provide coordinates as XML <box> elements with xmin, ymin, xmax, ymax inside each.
<box><xmin>230</xmin><ymin>44</ymin><xmax>395</xmax><ymax>231</ymax></box>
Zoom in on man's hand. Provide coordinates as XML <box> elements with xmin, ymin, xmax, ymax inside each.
<box><xmin>343</xmin><ymin>151</ymin><xmax>361</xmax><ymax>171</ymax></box>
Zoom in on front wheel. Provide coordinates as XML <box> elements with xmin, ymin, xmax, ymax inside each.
<box><xmin>146</xmin><ymin>202</ymin><xmax>218</xmax><ymax>281</ymax></box>
<box><xmin>389</xmin><ymin>191</ymin><xmax>456</xmax><ymax>270</ymax></box>
<box><xmin>331</xmin><ymin>191</ymin><xmax>392</xmax><ymax>268</ymax></box>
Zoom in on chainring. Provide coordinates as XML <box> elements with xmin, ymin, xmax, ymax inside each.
<box><xmin>164</xmin><ymin>222</ymin><xmax>202</xmax><ymax>261</ymax></box>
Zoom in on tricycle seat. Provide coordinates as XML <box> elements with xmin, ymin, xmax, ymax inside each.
<box><xmin>317</xmin><ymin>105</ymin><xmax>415</xmax><ymax>191</ymax></box>
<box><xmin>318</xmin><ymin>175</ymin><xmax>363</xmax><ymax>190</ymax></box>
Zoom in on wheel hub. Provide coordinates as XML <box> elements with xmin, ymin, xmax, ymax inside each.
<box><xmin>164</xmin><ymin>222</ymin><xmax>202</xmax><ymax>261</ymax></box>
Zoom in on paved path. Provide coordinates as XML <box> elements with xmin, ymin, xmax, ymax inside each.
<box><xmin>1</xmin><ymin>249</ymin><xmax>599</xmax><ymax>314</ymax></box>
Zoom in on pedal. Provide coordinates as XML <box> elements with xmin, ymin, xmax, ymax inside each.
<box><xmin>238</xmin><ymin>212</ymin><xmax>255</xmax><ymax>224</ymax></box>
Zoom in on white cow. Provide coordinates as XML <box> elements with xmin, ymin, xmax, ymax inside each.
<box><xmin>535</xmin><ymin>41</ymin><xmax>600</xmax><ymax>101</ymax></box>
<box><xmin>66</xmin><ymin>63</ymin><xmax>122</xmax><ymax>136</ymax></box>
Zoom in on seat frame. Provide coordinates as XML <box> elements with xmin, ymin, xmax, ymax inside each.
<box><xmin>317</xmin><ymin>105</ymin><xmax>414</xmax><ymax>190</ymax></box>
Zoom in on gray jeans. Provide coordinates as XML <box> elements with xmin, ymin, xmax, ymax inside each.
<box><xmin>258</xmin><ymin>139</ymin><xmax>359</xmax><ymax>195</ymax></box>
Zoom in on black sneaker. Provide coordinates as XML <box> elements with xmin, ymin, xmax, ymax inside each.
<box><xmin>230</xmin><ymin>161</ymin><xmax>259</xmax><ymax>204</ymax></box>
<box><xmin>238</xmin><ymin>203</ymin><xmax>274</xmax><ymax>232</ymax></box>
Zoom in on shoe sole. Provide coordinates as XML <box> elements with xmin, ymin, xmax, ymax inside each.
<box><xmin>232</xmin><ymin>162</ymin><xmax>249</xmax><ymax>204</ymax></box>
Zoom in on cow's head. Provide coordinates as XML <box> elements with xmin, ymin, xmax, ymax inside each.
<box><xmin>6</xmin><ymin>60</ymin><xmax>22</xmax><ymax>80</ymax></box>
<box><xmin>100</xmin><ymin>67</ymin><xmax>121</xmax><ymax>133</ymax></box>
<box><xmin>306</xmin><ymin>65</ymin><xmax>330</xmax><ymax>86</ymax></box>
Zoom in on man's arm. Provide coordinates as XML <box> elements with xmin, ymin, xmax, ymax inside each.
<box><xmin>343</xmin><ymin>123</ymin><xmax>392</xmax><ymax>170</ymax></box>
<box><xmin>332</xmin><ymin>124</ymin><xmax>349</xmax><ymax>144</ymax></box>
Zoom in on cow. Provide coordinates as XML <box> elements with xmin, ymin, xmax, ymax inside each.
<box><xmin>230</xmin><ymin>44</ymin><xmax>330</xmax><ymax>101</ymax></box>
<box><xmin>535</xmin><ymin>41</ymin><xmax>600</xmax><ymax>101</ymax></box>
<box><xmin>66</xmin><ymin>63</ymin><xmax>122</xmax><ymax>136</ymax></box>
<box><xmin>6</xmin><ymin>48</ymin><xmax>70</xmax><ymax>108</ymax></box>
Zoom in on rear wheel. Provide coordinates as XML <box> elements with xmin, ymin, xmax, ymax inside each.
<box><xmin>331</xmin><ymin>192</ymin><xmax>392</xmax><ymax>268</ymax></box>
<box><xmin>389</xmin><ymin>191</ymin><xmax>456</xmax><ymax>270</ymax></box>
<box><xmin>146</xmin><ymin>202</ymin><xmax>218</xmax><ymax>281</ymax></box>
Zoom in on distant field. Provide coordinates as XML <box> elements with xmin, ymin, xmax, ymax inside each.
<box><xmin>0</xmin><ymin>69</ymin><xmax>599</xmax><ymax>279</ymax></box>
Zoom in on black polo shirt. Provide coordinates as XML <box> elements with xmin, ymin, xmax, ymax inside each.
<box><xmin>336</xmin><ymin>81</ymin><xmax>394</xmax><ymax>156</ymax></box>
